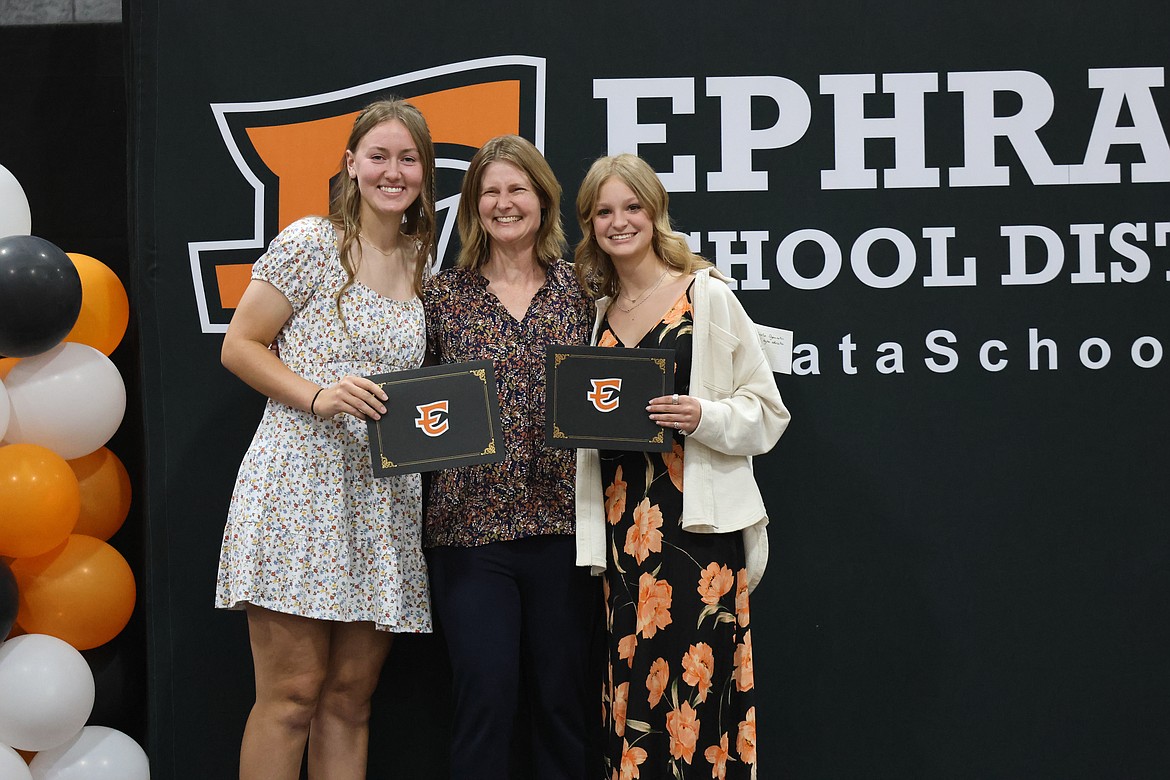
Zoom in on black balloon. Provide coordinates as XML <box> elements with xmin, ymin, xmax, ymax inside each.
<box><xmin>0</xmin><ymin>560</ymin><xmax>17</xmax><ymax>641</ymax></box>
<box><xmin>0</xmin><ymin>234</ymin><xmax>83</xmax><ymax>357</ymax></box>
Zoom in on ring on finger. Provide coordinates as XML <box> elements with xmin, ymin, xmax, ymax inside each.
<box><xmin>671</xmin><ymin>393</ymin><xmax>679</xmax><ymax>405</ymax></box>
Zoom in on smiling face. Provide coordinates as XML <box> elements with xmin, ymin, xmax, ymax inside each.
<box><xmin>591</xmin><ymin>176</ymin><xmax>655</xmax><ymax>265</ymax></box>
<box><xmin>477</xmin><ymin>160</ymin><xmax>544</xmax><ymax>253</ymax></box>
<box><xmin>345</xmin><ymin>118</ymin><xmax>424</xmax><ymax>224</ymax></box>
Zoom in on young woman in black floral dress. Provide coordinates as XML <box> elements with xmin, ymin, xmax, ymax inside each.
<box><xmin>573</xmin><ymin>154</ymin><xmax>790</xmax><ymax>780</ymax></box>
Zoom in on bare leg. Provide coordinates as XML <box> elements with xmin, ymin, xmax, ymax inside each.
<box><xmin>240</xmin><ymin>605</ymin><xmax>331</xmax><ymax>780</ymax></box>
<box><xmin>306</xmin><ymin>621</ymin><xmax>394</xmax><ymax>780</ymax></box>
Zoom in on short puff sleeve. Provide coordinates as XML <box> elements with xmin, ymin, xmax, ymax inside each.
<box><xmin>250</xmin><ymin>217</ymin><xmax>336</xmax><ymax>311</ymax></box>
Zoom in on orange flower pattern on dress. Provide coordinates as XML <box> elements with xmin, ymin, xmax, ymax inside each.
<box><xmin>618</xmin><ymin>633</ymin><xmax>638</xmax><ymax>668</ymax></box>
<box><xmin>599</xmin><ymin>329</ymin><xmax>619</xmax><ymax>348</ymax></box>
<box><xmin>736</xmin><ymin>707</ymin><xmax>757</xmax><ymax>766</ymax></box>
<box><xmin>663</xmin><ymin>440</ymin><xmax>684</xmax><ymax>492</ymax></box>
<box><xmin>735</xmin><ymin>568</ymin><xmax>750</xmax><ymax>627</ymax></box>
<box><xmin>682</xmin><ymin>642</ymin><xmax>716</xmax><ymax>703</ymax></box>
<box><xmin>733</xmin><ymin>630</ymin><xmax>754</xmax><ymax>692</ymax></box>
<box><xmin>705</xmin><ymin>733</ymin><xmax>732</xmax><ymax>780</ymax></box>
<box><xmin>605</xmin><ymin>466</ymin><xmax>628</xmax><ymax>526</ymax></box>
<box><xmin>599</xmin><ymin>283</ymin><xmax>757</xmax><ymax>778</ymax></box>
<box><xmin>697</xmin><ymin>562</ymin><xmax>735</xmax><ymax>606</ymax></box>
<box><xmin>666</xmin><ymin>701</ymin><xmax>701</xmax><ymax>764</ymax></box>
<box><xmin>624</xmin><ymin>498</ymin><xmax>664</xmax><ymax>564</ymax></box>
<box><xmin>618</xmin><ymin>739</ymin><xmax>648</xmax><ymax>780</ymax></box>
<box><xmin>614</xmin><ymin>681</ymin><xmax>630</xmax><ymax>737</ymax></box>
<box><xmin>661</xmin><ymin>293</ymin><xmax>693</xmax><ymax>326</ymax></box>
<box><xmin>635</xmin><ymin>572</ymin><xmax>673</xmax><ymax>639</ymax></box>
<box><xmin>646</xmin><ymin>657</ymin><xmax>669</xmax><ymax>708</ymax></box>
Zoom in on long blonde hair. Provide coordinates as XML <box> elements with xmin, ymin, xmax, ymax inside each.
<box><xmin>455</xmin><ymin>135</ymin><xmax>565</xmax><ymax>271</ymax></box>
<box><xmin>573</xmin><ymin>153</ymin><xmax>709</xmax><ymax>299</ymax></box>
<box><xmin>327</xmin><ymin>98</ymin><xmax>436</xmax><ymax>321</ymax></box>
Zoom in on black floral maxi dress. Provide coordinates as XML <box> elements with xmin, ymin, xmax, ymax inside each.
<box><xmin>597</xmin><ymin>284</ymin><xmax>758</xmax><ymax>780</ymax></box>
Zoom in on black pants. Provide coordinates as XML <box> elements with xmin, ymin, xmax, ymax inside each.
<box><xmin>427</xmin><ymin>535</ymin><xmax>599</xmax><ymax>780</ymax></box>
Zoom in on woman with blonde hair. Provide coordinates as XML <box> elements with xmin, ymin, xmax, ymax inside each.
<box><xmin>574</xmin><ymin>153</ymin><xmax>790</xmax><ymax>779</ymax></box>
<box><xmin>216</xmin><ymin>98</ymin><xmax>435</xmax><ymax>780</ymax></box>
<box><xmin>423</xmin><ymin>134</ymin><xmax>598</xmax><ymax>779</ymax></box>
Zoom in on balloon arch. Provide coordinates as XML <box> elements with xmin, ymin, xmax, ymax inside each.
<box><xmin>0</xmin><ymin>163</ymin><xmax>149</xmax><ymax>778</ymax></box>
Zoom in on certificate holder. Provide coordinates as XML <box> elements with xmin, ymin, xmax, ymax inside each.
<box><xmin>545</xmin><ymin>345</ymin><xmax>675</xmax><ymax>452</ymax></box>
<box><xmin>365</xmin><ymin>360</ymin><xmax>504</xmax><ymax>477</ymax></box>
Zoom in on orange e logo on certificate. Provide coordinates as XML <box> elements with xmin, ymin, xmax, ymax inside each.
<box><xmin>587</xmin><ymin>378</ymin><xmax>622</xmax><ymax>413</ymax></box>
<box><xmin>415</xmin><ymin>400</ymin><xmax>450</xmax><ymax>437</ymax></box>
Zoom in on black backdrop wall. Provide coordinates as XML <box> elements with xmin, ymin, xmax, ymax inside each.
<box><xmin>129</xmin><ymin>1</ymin><xmax>1170</xmax><ymax>777</ymax></box>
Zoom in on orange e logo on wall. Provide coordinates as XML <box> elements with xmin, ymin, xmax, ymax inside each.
<box><xmin>587</xmin><ymin>378</ymin><xmax>622</xmax><ymax>413</ymax></box>
<box><xmin>189</xmin><ymin>56</ymin><xmax>546</xmax><ymax>333</ymax></box>
<box><xmin>415</xmin><ymin>400</ymin><xmax>450</xmax><ymax>437</ymax></box>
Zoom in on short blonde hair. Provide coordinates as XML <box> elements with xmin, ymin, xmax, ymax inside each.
<box><xmin>456</xmin><ymin>135</ymin><xmax>565</xmax><ymax>270</ymax></box>
<box><xmin>573</xmin><ymin>153</ymin><xmax>709</xmax><ymax>299</ymax></box>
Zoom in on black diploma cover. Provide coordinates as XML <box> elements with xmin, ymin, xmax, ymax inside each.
<box><xmin>365</xmin><ymin>360</ymin><xmax>504</xmax><ymax>476</ymax></box>
<box><xmin>545</xmin><ymin>345</ymin><xmax>675</xmax><ymax>452</ymax></box>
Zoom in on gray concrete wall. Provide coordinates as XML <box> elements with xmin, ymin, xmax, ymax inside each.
<box><xmin>0</xmin><ymin>0</ymin><xmax>121</xmax><ymax>24</ymax></box>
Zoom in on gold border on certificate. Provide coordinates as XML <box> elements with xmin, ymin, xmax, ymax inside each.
<box><xmin>545</xmin><ymin>346</ymin><xmax>675</xmax><ymax>452</ymax></box>
<box><xmin>366</xmin><ymin>360</ymin><xmax>504</xmax><ymax>476</ymax></box>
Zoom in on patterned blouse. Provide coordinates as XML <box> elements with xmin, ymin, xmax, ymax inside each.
<box><xmin>422</xmin><ymin>259</ymin><xmax>594</xmax><ymax>548</ymax></box>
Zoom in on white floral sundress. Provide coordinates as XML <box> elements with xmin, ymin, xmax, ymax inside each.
<box><xmin>215</xmin><ymin>216</ymin><xmax>432</xmax><ymax>632</ymax></box>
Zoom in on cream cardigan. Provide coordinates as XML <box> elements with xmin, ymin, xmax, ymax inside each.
<box><xmin>574</xmin><ymin>267</ymin><xmax>790</xmax><ymax>592</ymax></box>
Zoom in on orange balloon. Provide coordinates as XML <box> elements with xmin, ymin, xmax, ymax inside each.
<box><xmin>0</xmin><ymin>444</ymin><xmax>80</xmax><ymax>558</ymax></box>
<box><xmin>67</xmin><ymin>447</ymin><xmax>132</xmax><ymax>541</ymax></box>
<box><xmin>0</xmin><ymin>357</ymin><xmax>19</xmax><ymax>379</ymax></box>
<box><xmin>64</xmin><ymin>253</ymin><xmax>130</xmax><ymax>356</ymax></box>
<box><xmin>10</xmin><ymin>534</ymin><xmax>136</xmax><ymax>650</ymax></box>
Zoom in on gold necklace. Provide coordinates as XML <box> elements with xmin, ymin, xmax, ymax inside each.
<box><xmin>615</xmin><ymin>268</ymin><xmax>669</xmax><ymax>313</ymax></box>
<box><xmin>358</xmin><ymin>233</ymin><xmax>398</xmax><ymax>257</ymax></box>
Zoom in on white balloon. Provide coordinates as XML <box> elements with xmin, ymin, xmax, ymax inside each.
<box><xmin>3</xmin><ymin>343</ymin><xmax>126</xmax><ymax>460</ymax></box>
<box><xmin>29</xmin><ymin>727</ymin><xmax>149</xmax><ymax>780</ymax></box>
<box><xmin>0</xmin><ymin>378</ymin><xmax>9</xmax><ymax>441</ymax></box>
<box><xmin>0</xmin><ymin>744</ymin><xmax>34</xmax><ymax>780</ymax></box>
<box><xmin>0</xmin><ymin>164</ymin><xmax>32</xmax><ymax>239</ymax></box>
<box><xmin>0</xmin><ymin>635</ymin><xmax>94</xmax><ymax>752</ymax></box>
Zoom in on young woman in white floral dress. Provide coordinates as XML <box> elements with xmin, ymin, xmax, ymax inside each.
<box><xmin>574</xmin><ymin>154</ymin><xmax>790</xmax><ymax>780</ymax></box>
<box><xmin>215</xmin><ymin>99</ymin><xmax>435</xmax><ymax>780</ymax></box>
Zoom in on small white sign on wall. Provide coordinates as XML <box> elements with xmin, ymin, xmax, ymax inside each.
<box><xmin>756</xmin><ymin>324</ymin><xmax>793</xmax><ymax>375</ymax></box>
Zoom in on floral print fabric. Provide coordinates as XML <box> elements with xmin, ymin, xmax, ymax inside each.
<box><xmin>215</xmin><ymin>217</ymin><xmax>432</xmax><ymax>633</ymax></box>
<box><xmin>421</xmin><ymin>260</ymin><xmax>594</xmax><ymax>548</ymax></box>
<box><xmin>599</xmin><ymin>284</ymin><xmax>757</xmax><ymax>779</ymax></box>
